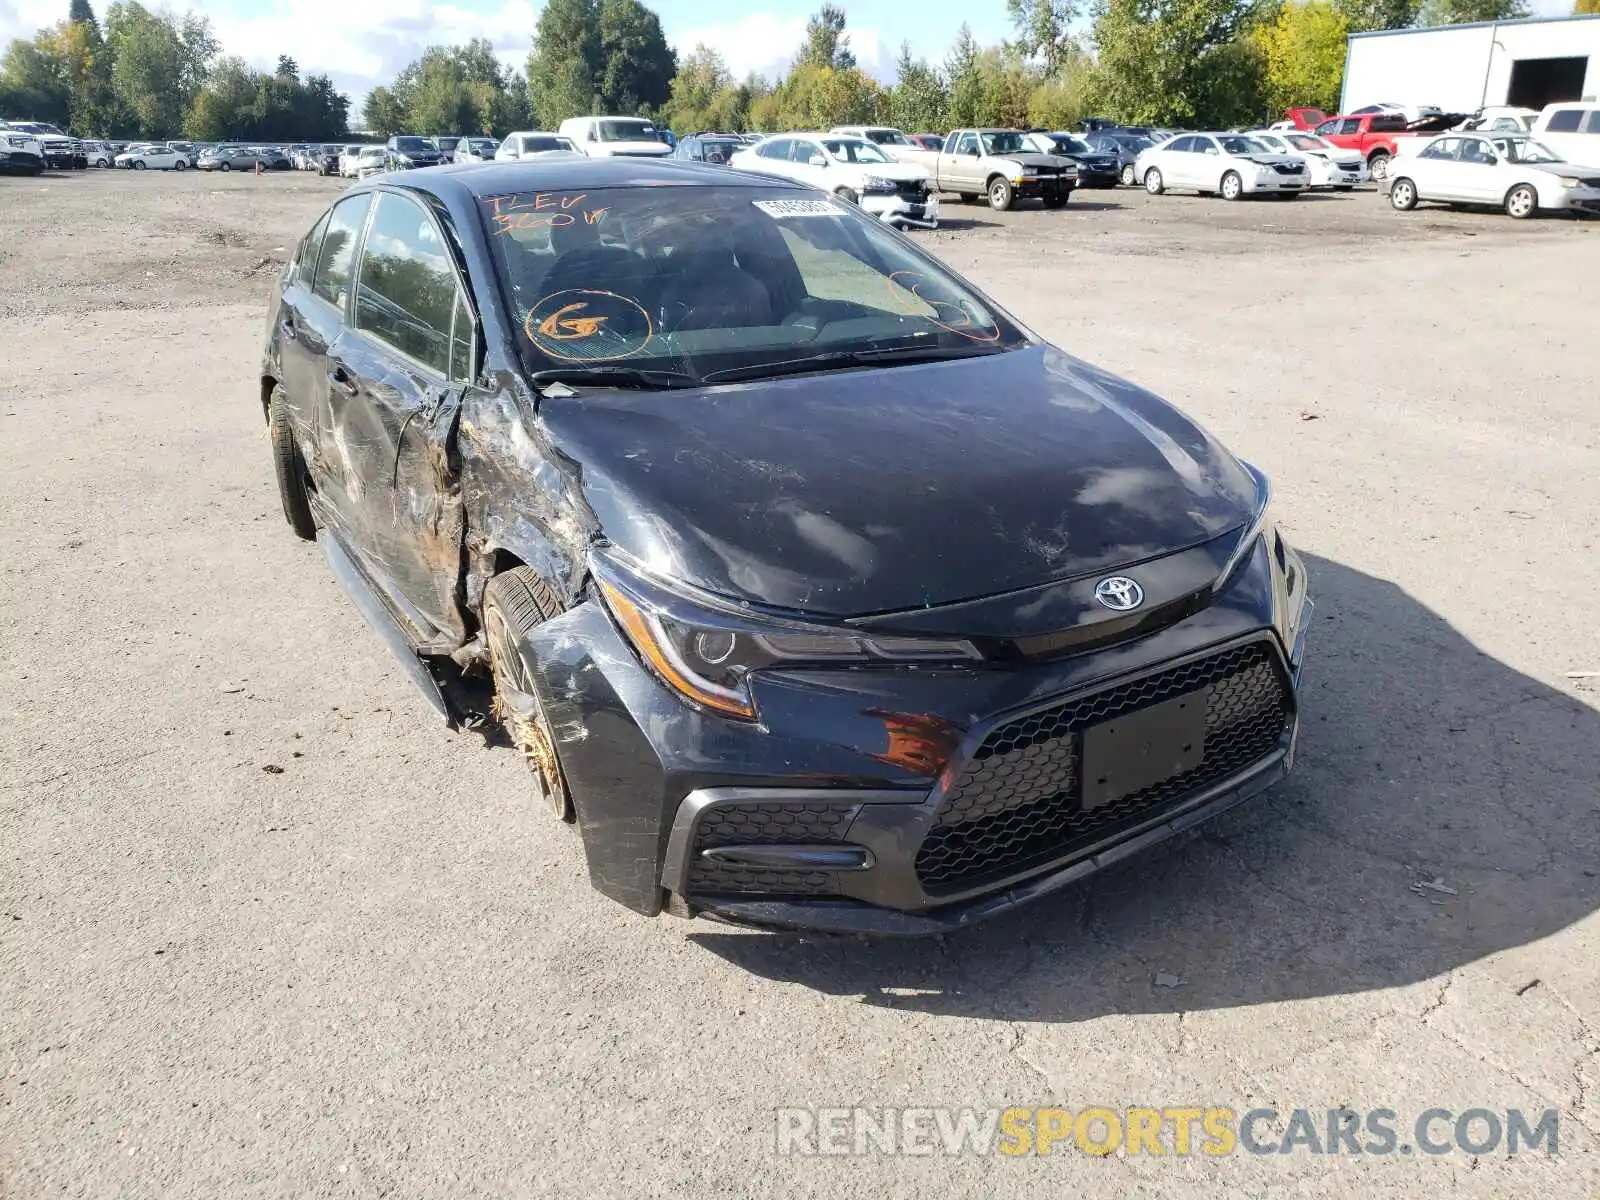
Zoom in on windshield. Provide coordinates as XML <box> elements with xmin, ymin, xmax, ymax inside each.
<box><xmin>1218</xmin><ymin>136</ymin><xmax>1270</xmax><ymax>155</ymax></box>
<box><xmin>980</xmin><ymin>132</ymin><xmax>1028</xmax><ymax>155</ymax></box>
<box><xmin>822</xmin><ymin>138</ymin><xmax>892</xmax><ymax>164</ymax></box>
<box><xmin>392</xmin><ymin>137</ymin><xmax>429</xmax><ymax>152</ymax></box>
<box><xmin>864</xmin><ymin>129</ymin><xmax>910</xmax><ymax>146</ymax></box>
<box><xmin>1284</xmin><ymin>133</ymin><xmax>1325</xmax><ymax>151</ymax></box>
<box><xmin>480</xmin><ymin>185</ymin><xmax>1025</xmax><ymax>384</ymax></box>
<box><xmin>1493</xmin><ymin>137</ymin><xmax>1562</xmax><ymax>164</ymax></box>
<box><xmin>1051</xmin><ymin>135</ymin><xmax>1092</xmax><ymax>154</ymax></box>
<box><xmin>1251</xmin><ymin>135</ymin><xmax>1287</xmax><ymax>151</ymax></box>
<box><xmin>597</xmin><ymin>119</ymin><xmax>655</xmax><ymax>142</ymax></box>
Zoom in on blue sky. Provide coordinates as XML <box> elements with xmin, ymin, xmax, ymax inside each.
<box><xmin>0</xmin><ymin>0</ymin><xmax>1015</xmax><ymax>112</ymax></box>
<box><xmin>0</xmin><ymin>0</ymin><xmax>1579</xmax><ymax>116</ymax></box>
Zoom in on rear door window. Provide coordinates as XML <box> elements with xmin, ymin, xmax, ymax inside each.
<box><xmin>1338</xmin><ymin>119</ymin><xmax>1361</xmax><ymax>135</ymax></box>
<box><xmin>294</xmin><ymin>211</ymin><xmax>331</xmax><ymax>282</ymax></box>
<box><xmin>311</xmin><ymin>193</ymin><xmax>371</xmax><ymax>311</ymax></box>
<box><xmin>1584</xmin><ymin>110</ymin><xmax>1600</xmax><ymax>133</ymax></box>
<box><xmin>1545</xmin><ymin>109</ymin><xmax>1583</xmax><ymax>133</ymax></box>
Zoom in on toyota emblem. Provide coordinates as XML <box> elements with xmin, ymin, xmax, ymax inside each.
<box><xmin>1094</xmin><ymin>576</ymin><xmax>1144</xmax><ymax>612</ymax></box>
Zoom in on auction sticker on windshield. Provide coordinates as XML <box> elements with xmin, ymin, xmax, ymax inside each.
<box><xmin>753</xmin><ymin>199</ymin><xmax>843</xmax><ymax>219</ymax></box>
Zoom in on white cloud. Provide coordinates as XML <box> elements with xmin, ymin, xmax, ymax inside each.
<box><xmin>667</xmin><ymin>13</ymin><xmax>894</xmax><ymax>85</ymax></box>
<box><xmin>206</xmin><ymin>0</ymin><xmax>535</xmax><ymax>104</ymax></box>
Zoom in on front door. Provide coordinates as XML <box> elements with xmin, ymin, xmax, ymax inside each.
<box><xmin>328</xmin><ymin>188</ymin><xmax>474</xmax><ymax>644</ymax></box>
<box><xmin>950</xmin><ymin>131</ymin><xmax>982</xmax><ymax>190</ymax></box>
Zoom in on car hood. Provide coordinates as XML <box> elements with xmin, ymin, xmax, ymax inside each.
<box><xmin>846</xmin><ymin>161</ymin><xmax>927</xmax><ymax>181</ymax></box>
<box><xmin>1238</xmin><ymin>154</ymin><xmax>1303</xmax><ymax>167</ymax></box>
<box><xmin>1005</xmin><ymin>152</ymin><xmax>1072</xmax><ymax>169</ymax></box>
<box><xmin>538</xmin><ymin>345</ymin><xmax>1258</xmax><ymax>620</ymax></box>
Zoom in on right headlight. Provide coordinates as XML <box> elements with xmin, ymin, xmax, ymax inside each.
<box><xmin>594</xmin><ymin>551</ymin><xmax>980</xmax><ymax>721</ymax></box>
<box><xmin>1556</xmin><ymin>176</ymin><xmax>1585</xmax><ymax>188</ymax></box>
<box><xmin>1216</xmin><ymin>462</ymin><xmax>1275</xmax><ymax>588</ymax></box>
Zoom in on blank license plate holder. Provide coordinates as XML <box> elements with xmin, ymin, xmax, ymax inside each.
<box><xmin>1081</xmin><ymin>689</ymin><xmax>1209</xmax><ymax>811</ymax></box>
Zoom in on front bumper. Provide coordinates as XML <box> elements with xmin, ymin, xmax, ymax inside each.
<box><xmin>520</xmin><ymin>531</ymin><xmax>1311</xmax><ymax>932</ymax></box>
<box><xmin>1242</xmin><ymin>172</ymin><xmax>1307</xmax><ymax>193</ymax></box>
<box><xmin>1552</xmin><ymin>186</ymin><xmax>1600</xmax><ymax>214</ymax></box>
<box><xmin>1013</xmin><ymin>176</ymin><xmax>1074</xmax><ymax>198</ymax></box>
<box><xmin>861</xmin><ymin>191</ymin><xmax>940</xmax><ymax>228</ymax></box>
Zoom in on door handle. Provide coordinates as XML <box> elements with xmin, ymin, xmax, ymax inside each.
<box><xmin>329</xmin><ymin>363</ymin><xmax>360</xmax><ymax>397</ymax></box>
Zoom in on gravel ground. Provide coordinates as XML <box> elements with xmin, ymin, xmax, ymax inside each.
<box><xmin>2</xmin><ymin>169</ymin><xmax>1597</xmax><ymax>1198</ymax></box>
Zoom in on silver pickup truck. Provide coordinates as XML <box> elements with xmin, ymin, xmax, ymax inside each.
<box><xmin>890</xmin><ymin>128</ymin><xmax>1078</xmax><ymax>211</ymax></box>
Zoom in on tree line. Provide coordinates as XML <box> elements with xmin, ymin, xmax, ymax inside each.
<box><xmin>3</xmin><ymin>0</ymin><xmax>1579</xmax><ymax>145</ymax></box>
<box><xmin>362</xmin><ymin>0</ymin><xmax>1550</xmax><ymax>140</ymax></box>
<box><xmin>0</xmin><ymin>0</ymin><xmax>347</xmax><ymax>140</ymax></box>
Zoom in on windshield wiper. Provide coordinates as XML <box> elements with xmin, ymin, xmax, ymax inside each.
<box><xmin>703</xmin><ymin>343</ymin><xmax>1011</xmax><ymax>385</ymax></box>
<box><xmin>530</xmin><ymin>365</ymin><xmax>700</xmax><ymax>392</ymax></box>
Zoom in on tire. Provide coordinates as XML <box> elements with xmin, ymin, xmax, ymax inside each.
<box><xmin>483</xmin><ymin>567</ymin><xmax>575</xmax><ymax>823</ymax></box>
<box><xmin>987</xmin><ymin>177</ymin><xmax>1014</xmax><ymax>211</ymax></box>
<box><xmin>268</xmin><ymin>384</ymin><xmax>316</xmax><ymax>541</ymax></box>
<box><xmin>1368</xmin><ymin>152</ymin><xmax>1390</xmax><ymax>182</ymax></box>
<box><xmin>1389</xmin><ymin>176</ymin><xmax>1418</xmax><ymax>211</ymax></box>
<box><xmin>1144</xmin><ymin>167</ymin><xmax>1164</xmax><ymax>195</ymax></box>
<box><xmin>833</xmin><ymin>186</ymin><xmax>859</xmax><ymax>205</ymax></box>
<box><xmin>957</xmin><ymin>192</ymin><xmax>978</xmax><ymax>204</ymax></box>
<box><xmin>1504</xmin><ymin>183</ymin><xmax>1537</xmax><ymax>220</ymax></box>
<box><xmin>1042</xmin><ymin>190</ymin><xmax>1069</xmax><ymax>209</ymax></box>
<box><xmin>1120</xmin><ymin>162</ymin><xmax>1135</xmax><ymax>186</ymax></box>
<box><xmin>133</xmin><ymin>160</ymin><xmax>146</xmax><ymax>170</ymax></box>
<box><xmin>173</xmin><ymin>159</ymin><xmax>186</xmax><ymax>171</ymax></box>
<box><xmin>1220</xmin><ymin>170</ymin><xmax>1243</xmax><ymax>201</ymax></box>
<box><xmin>94</xmin><ymin>158</ymin><xmax>107</xmax><ymax>168</ymax></box>
<box><xmin>220</xmin><ymin>161</ymin><xmax>231</xmax><ymax>172</ymax></box>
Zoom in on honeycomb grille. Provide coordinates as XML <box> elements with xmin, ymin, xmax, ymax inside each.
<box><xmin>686</xmin><ymin>801</ymin><xmax>859</xmax><ymax>897</ymax></box>
<box><xmin>915</xmin><ymin>642</ymin><xmax>1290</xmax><ymax>896</ymax></box>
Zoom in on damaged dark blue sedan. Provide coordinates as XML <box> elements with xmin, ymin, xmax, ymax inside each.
<box><xmin>259</xmin><ymin>158</ymin><xmax>1312</xmax><ymax>934</ymax></box>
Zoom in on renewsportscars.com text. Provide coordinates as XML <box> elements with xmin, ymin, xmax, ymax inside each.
<box><xmin>775</xmin><ymin>1106</ymin><xmax>1560</xmax><ymax>1158</ymax></box>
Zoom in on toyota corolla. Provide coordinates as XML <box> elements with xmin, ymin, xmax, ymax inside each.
<box><xmin>259</xmin><ymin>158</ymin><xmax>1312</xmax><ymax>934</ymax></box>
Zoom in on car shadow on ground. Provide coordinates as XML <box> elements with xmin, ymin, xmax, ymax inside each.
<box><xmin>689</xmin><ymin>554</ymin><xmax>1600</xmax><ymax>1019</ymax></box>
<box><xmin>923</xmin><ymin>217</ymin><xmax>1001</xmax><ymax>232</ymax></box>
<box><xmin>1063</xmin><ymin>201</ymin><xmax>1124</xmax><ymax>213</ymax></box>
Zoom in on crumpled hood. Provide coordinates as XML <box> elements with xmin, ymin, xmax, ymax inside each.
<box><xmin>539</xmin><ymin>345</ymin><xmax>1257</xmax><ymax>617</ymax></box>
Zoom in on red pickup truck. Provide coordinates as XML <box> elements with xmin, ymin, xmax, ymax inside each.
<box><xmin>1311</xmin><ymin>112</ymin><xmax>1459</xmax><ymax>181</ymax></box>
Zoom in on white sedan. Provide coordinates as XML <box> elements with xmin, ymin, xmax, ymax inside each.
<box><xmin>1135</xmin><ymin>133</ymin><xmax>1308</xmax><ymax>199</ymax></box>
<box><xmin>729</xmin><ymin>133</ymin><xmax>938</xmax><ymax>229</ymax></box>
<box><xmin>116</xmin><ymin>145</ymin><xmax>185</xmax><ymax>170</ymax></box>
<box><xmin>1246</xmin><ymin>130</ymin><xmax>1365</xmax><ymax>188</ymax></box>
<box><xmin>1388</xmin><ymin>133</ymin><xmax>1600</xmax><ymax>219</ymax></box>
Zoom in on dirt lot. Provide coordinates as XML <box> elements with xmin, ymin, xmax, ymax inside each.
<box><xmin>2</xmin><ymin>170</ymin><xmax>1598</xmax><ymax>1198</ymax></box>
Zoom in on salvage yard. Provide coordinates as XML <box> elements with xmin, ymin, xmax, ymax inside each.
<box><xmin>2</xmin><ymin>169</ymin><xmax>1598</xmax><ymax>1197</ymax></box>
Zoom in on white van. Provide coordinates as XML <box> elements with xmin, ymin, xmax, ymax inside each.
<box><xmin>557</xmin><ymin>116</ymin><xmax>672</xmax><ymax>158</ymax></box>
<box><xmin>1530</xmin><ymin>102</ymin><xmax>1600</xmax><ymax>165</ymax></box>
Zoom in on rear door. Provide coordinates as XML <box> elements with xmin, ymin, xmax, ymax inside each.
<box><xmin>325</xmin><ymin>188</ymin><xmax>475</xmax><ymax>643</ymax></box>
<box><xmin>275</xmin><ymin>207</ymin><xmax>332</xmax><ymax>427</ymax></box>
<box><xmin>294</xmin><ymin>192</ymin><xmax>373</xmax><ymax>545</ymax></box>
<box><xmin>1411</xmin><ymin>137</ymin><xmax>1468</xmax><ymax>200</ymax></box>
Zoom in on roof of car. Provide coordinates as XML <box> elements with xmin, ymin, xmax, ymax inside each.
<box><xmin>362</xmin><ymin>157</ymin><xmax>805</xmax><ymax>202</ymax></box>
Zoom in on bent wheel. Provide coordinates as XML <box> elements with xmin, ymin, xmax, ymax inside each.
<box><xmin>484</xmin><ymin>567</ymin><xmax>575</xmax><ymax>823</ymax></box>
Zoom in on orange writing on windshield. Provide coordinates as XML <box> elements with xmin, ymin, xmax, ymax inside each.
<box><xmin>537</xmin><ymin>302</ymin><xmax>608</xmax><ymax>340</ymax></box>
